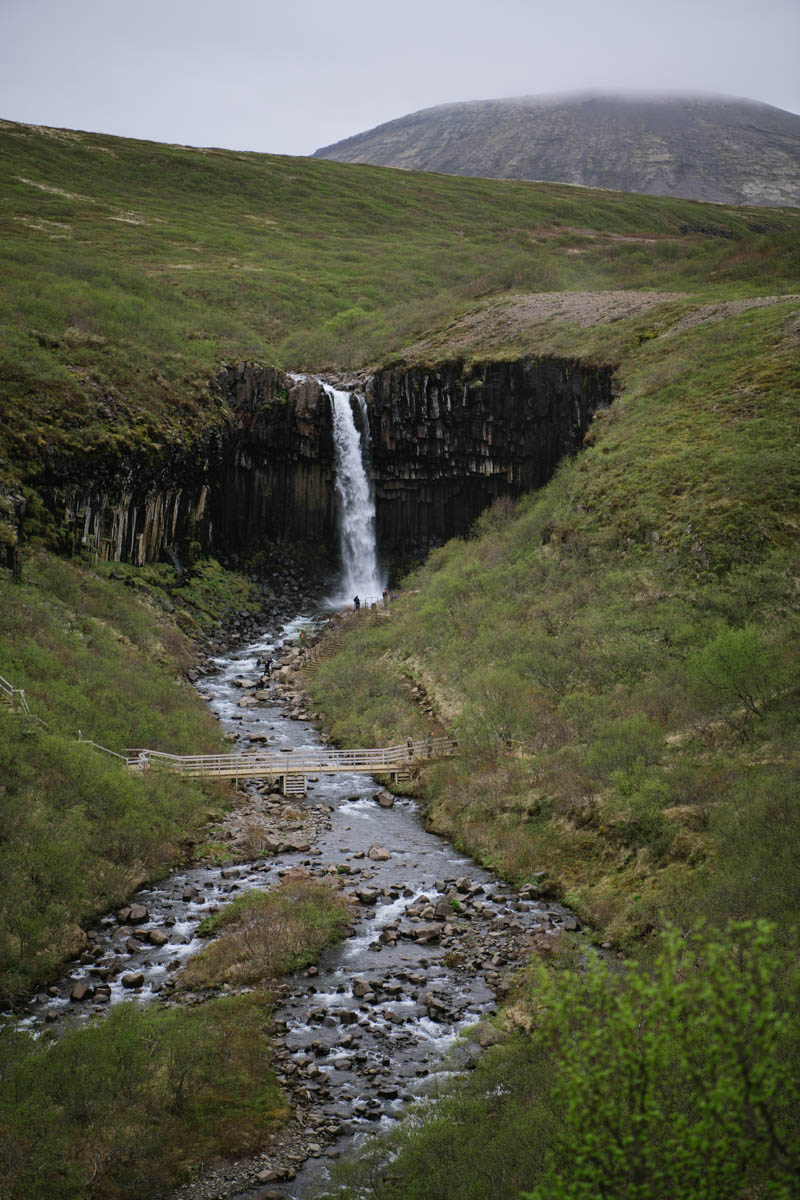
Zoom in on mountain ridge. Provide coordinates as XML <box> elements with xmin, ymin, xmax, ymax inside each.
<box><xmin>313</xmin><ymin>91</ymin><xmax>800</xmax><ymax>207</ymax></box>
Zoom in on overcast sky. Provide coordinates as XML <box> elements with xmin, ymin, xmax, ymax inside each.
<box><xmin>1</xmin><ymin>0</ymin><xmax>798</xmax><ymax>155</ymax></box>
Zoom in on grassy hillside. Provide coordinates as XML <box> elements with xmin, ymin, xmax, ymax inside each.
<box><xmin>0</xmin><ymin>553</ymin><xmax>265</xmax><ymax>998</ymax></box>
<box><xmin>309</xmin><ymin>295</ymin><xmax>800</xmax><ymax>945</ymax></box>
<box><xmin>1</xmin><ymin>117</ymin><xmax>799</xmax><ymax>494</ymax></box>
<box><xmin>2</xmin><ymin>117</ymin><xmax>800</xmax><ymax>1198</ymax></box>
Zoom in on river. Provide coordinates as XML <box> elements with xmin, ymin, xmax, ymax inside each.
<box><xmin>18</xmin><ymin>604</ymin><xmax>575</xmax><ymax>1198</ymax></box>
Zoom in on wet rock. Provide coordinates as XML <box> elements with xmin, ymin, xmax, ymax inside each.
<box><xmin>374</xmin><ymin>790</ymin><xmax>395</xmax><ymax>808</ymax></box>
<box><xmin>414</xmin><ymin>923</ymin><xmax>441</xmax><ymax>944</ymax></box>
<box><xmin>121</xmin><ymin>971</ymin><xmax>144</xmax><ymax>988</ymax></box>
<box><xmin>367</xmin><ymin>844</ymin><xmax>391</xmax><ymax>861</ymax></box>
<box><xmin>352</xmin><ymin>978</ymin><xmax>373</xmax><ymax>998</ymax></box>
<box><xmin>70</xmin><ymin>981</ymin><xmax>94</xmax><ymax>1002</ymax></box>
<box><xmin>127</xmin><ymin>904</ymin><xmax>149</xmax><ymax>924</ymax></box>
<box><xmin>147</xmin><ymin>928</ymin><xmax>169</xmax><ymax>947</ymax></box>
<box><xmin>473</xmin><ymin>1020</ymin><xmax>509</xmax><ymax>1048</ymax></box>
<box><xmin>355</xmin><ymin>887</ymin><xmax>379</xmax><ymax>905</ymax></box>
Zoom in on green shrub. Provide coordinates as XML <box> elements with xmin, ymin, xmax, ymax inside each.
<box><xmin>688</xmin><ymin>623</ymin><xmax>783</xmax><ymax>739</ymax></box>
<box><xmin>0</xmin><ymin>993</ymin><xmax>286</xmax><ymax>1198</ymax></box>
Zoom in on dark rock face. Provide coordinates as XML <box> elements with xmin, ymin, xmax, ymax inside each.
<box><xmin>38</xmin><ymin>366</ymin><xmax>336</xmax><ymax>564</ymax></box>
<box><xmin>366</xmin><ymin>359</ymin><xmax>613</xmax><ymax>552</ymax></box>
<box><xmin>34</xmin><ymin>357</ymin><xmax>613</xmax><ymax>565</ymax></box>
<box><xmin>211</xmin><ymin>366</ymin><xmax>336</xmax><ymax>551</ymax></box>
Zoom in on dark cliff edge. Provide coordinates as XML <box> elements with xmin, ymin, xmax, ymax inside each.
<box><xmin>29</xmin><ymin>367</ymin><xmax>337</xmax><ymax>566</ymax></box>
<box><xmin>22</xmin><ymin>358</ymin><xmax>615</xmax><ymax>567</ymax></box>
<box><xmin>367</xmin><ymin>358</ymin><xmax>615</xmax><ymax>553</ymax></box>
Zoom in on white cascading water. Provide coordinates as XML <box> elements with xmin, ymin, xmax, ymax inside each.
<box><xmin>325</xmin><ymin>384</ymin><xmax>384</xmax><ymax>606</ymax></box>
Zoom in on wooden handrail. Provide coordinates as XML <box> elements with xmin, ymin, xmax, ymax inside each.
<box><xmin>122</xmin><ymin>736</ymin><xmax>455</xmax><ymax>776</ymax></box>
<box><xmin>0</xmin><ymin>673</ymin><xmax>33</xmax><ymax>718</ymax></box>
<box><xmin>1</xmin><ymin>671</ymin><xmax>456</xmax><ymax>779</ymax></box>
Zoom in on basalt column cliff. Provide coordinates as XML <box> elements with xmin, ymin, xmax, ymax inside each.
<box><xmin>366</xmin><ymin>359</ymin><xmax>615</xmax><ymax>552</ymax></box>
<box><xmin>31</xmin><ymin>358</ymin><xmax>614</xmax><ymax>565</ymax></box>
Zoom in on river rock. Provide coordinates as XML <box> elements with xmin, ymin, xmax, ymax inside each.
<box><xmin>414</xmin><ymin>923</ymin><xmax>441</xmax><ymax>944</ymax></box>
<box><xmin>374</xmin><ymin>790</ymin><xmax>395</xmax><ymax>808</ymax></box>
<box><xmin>355</xmin><ymin>887</ymin><xmax>379</xmax><ymax>905</ymax></box>
<box><xmin>70</xmin><ymin>981</ymin><xmax>94</xmax><ymax>1002</ymax></box>
<box><xmin>127</xmin><ymin>904</ymin><xmax>149</xmax><ymax>924</ymax></box>
<box><xmin>352</xmin><ymin>978</ymin><xmax>372</xmax><ymax>998</ymax></box>
<box><xmin>147</xmin><ymin>928</ymin><xmax>169</xmax><ymax>946</ymax></box>
<box><xmin>121</xmin><ymin>971</ymin><xmax>144</xmax><ymax>988</ymax></box>
<box><xmin>367</xmin><ymin>844</ymin><xmax>391</xmax><ymax>861</ymax></box>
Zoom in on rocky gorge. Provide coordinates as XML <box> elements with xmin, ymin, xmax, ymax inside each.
<box><xmin>16</xmin><ymin>609</ymin><xmax>580</xmax><ymax>1200</ymax></box>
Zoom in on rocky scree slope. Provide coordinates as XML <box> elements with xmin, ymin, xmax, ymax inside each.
<box><xmin>314</xmin><ymin>91</ymin><xmax>800</xmax><ymax>207</ymax></box>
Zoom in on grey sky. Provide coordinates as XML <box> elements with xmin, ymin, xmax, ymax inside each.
<box><xmin>1</xmin><ymin>0</ymin><xmax>798</xmax><ymax>155</ymax></box>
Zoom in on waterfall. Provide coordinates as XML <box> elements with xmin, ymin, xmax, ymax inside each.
<box><xmin>325</xmin><ymin>384</ymin><xmax>384</xmax><ymax>606</ymax></box>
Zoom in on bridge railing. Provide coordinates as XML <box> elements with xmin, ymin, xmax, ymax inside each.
<box><xmin>0</xmin><ymin>672</ymin><xmax>32</xmax><ymax>716</ymax></box>
<box><xmin>122</xmin><ymin>736</ymin><xmax>455</xmax><ymax>776</ymax></box>
<box><xmin>0</xmin><ymin>669</ymin><xmax>456</xmax><ymax>779</ymax></box>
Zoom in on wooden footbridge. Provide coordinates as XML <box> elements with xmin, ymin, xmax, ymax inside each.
<box><xmin>3</xmin><ymin>670</ymin><xmax>454</xmax><ymax>796</ymax></box>
<box><xmin>119</xmin><ymin>737</ymin><xmax>454</xmax><ymax>795</ymax></box>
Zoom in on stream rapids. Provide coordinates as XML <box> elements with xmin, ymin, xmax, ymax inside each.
<box><xmin>18</xmin><ymin>608</ymin><xmax>576</xmax><ymax>1198</ymax></box>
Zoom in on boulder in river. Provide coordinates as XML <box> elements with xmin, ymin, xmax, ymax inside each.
<box><xmin>121</xmin><ymin>971</ymin><xmax>144</xmax><ymax>989</ymax></box>
<box><xmin>70</xmin><ymin>981</ymin><xmax>94</xmax><ymax>1002</ymax></box>
<box><xmin>127</xmin><ymin>904</ymin><xmax>149</xmax><ymax>924</ymax></box>
<box><xmin>374</xmin><ymin>790</ymin><xmax>395</xmax><ymax>808</ymax></box>
<box><xmin>368</xmin><ymin>844</ymin><xmax>391</xmax><ymax>861</ymax></box>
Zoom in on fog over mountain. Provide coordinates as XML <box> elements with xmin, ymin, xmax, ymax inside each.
<box><xmin>314</xmin><ymin>92</ymin><xmax>800</xmax><ymax>207</ymax></box>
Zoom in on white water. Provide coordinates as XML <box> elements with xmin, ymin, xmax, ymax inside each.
<box><xmin>326</xmin><ymin>383</ymin><xmax>384</xmax><ymax>606</ymax></box>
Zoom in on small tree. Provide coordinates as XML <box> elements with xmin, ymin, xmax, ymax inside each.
<box><xmin>688</xmin><ymin>624</ymin><xmax>778</xmax><ymax>739</ymax></box>
<box><xmin>523</xmin><ymin>921</ymin><xmax>800</xmax><ymax>1200</ymax></box>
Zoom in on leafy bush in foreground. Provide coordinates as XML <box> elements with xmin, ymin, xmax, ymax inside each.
<box><xmin>324</xmin><ymin>923</ymin><xmax>800</xmax><ymax>1200</ymax></box>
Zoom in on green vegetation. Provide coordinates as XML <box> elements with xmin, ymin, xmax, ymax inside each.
<box><xmin>1</xmin><ymin>118</ymin><xmax>799</xmax><ymax>491</ymax></box>
<box><xmin>304</xmin><ymin>255</ymin><xmax>800</xmax><ymax>1197</ymax></box>
<box><xmin>0</xmin><ymin>992</ymin><xmax>286</xmax><ymax>1199</ymax></box>
<box><xmin>308</xmin><ymin>302</ymin><xmax>800</xmax><ymax>947</ymax></box>
<box><xmin>181</xmin><ymin>870</ymin><xmax>353</xmax><ymax>989</ymax></box>
<box><xmin>0</xmin><ymin>551</ymin><xmax>242</xmax><ymax>999</ymax></box>
<box><xmin>326</xmin><ymin>923</ymin><xmax>800</xmax><ymax>1200</ymax></box>
<box><xmin>2</xmin><ymin>117</ymin><xmax>800</xmax><ymax>1198</ymax></box>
